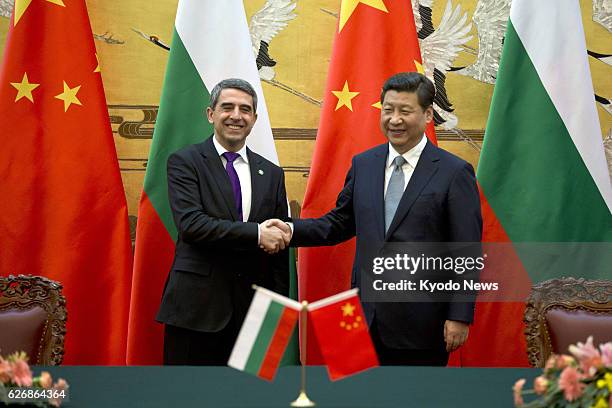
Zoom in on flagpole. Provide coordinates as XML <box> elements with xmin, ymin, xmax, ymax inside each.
<box><xmin>290</xmin><ymin>301</ymin><xmax>315</xmax><ymax>407</ymax></box>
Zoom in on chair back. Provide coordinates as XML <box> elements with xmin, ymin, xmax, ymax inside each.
<box><xmin>524</xmin><ymin>277</ymin><xmax>612</xmax><ymax>367</ymax></box>
<box><xmin>0</xmin><ymin>275</ymin><xmax>67</xmax><ymax>365</ymax></box>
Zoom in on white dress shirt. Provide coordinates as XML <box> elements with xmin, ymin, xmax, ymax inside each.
<box><xmin>384</xmin><ymin>135</ymin><xmax>427</xmax><ymax>197</ymax></box>
<box><xmin>287</xmin><ymin>136</ymin><xmax>429</xmax><ymax>236</ymax></box>
<box><xmin>212</xmin><ymin>136</ymin><xmax>252</xmax><ymax>222</ymax></box>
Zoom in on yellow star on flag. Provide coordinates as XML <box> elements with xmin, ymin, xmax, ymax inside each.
<box><xmin>414</xmin><ymin>60</ymin><xmax>425</xmax><ymax>74</ymax></box>
<box><xmin>339</xmin><ymin>0</ymin><xmax>388</xmax><ymax>32</ymax></box>
<box><xmin>55</xmin><ymin>81</ymin><xmax>82</xmax><ymax>112</ymax></box>
<box><xmin>332</xmin><ymin>81</ymin><xmax>359</xmax><ymax>111</ymax></box>
<box><xmin>94</xmin><ymin>54</ymin><xmax>101</xmax><ymax>73</ymax></box>
<box><xmin>341</xmin><ymin>302</ymin><xmax>356</xmax><ymax>317</ymax></box>
<box><xmin>13</xmin><ymin>0</ymin><xmax>33</xmax><ymax>26</ymax></box>
<box><xmin>10</xmin><ymin>72</ymin><xmax>40</xmax><ymax>103</ymax></box>
<box><xmin>14</xmin><ymin>0</ymin><xmax>65</xmax><ymax>26</ymax></box>
<box><xmin>371</xmin><ymin>101</ymin><xmax>382</xmax><ymax>109</ymax></box>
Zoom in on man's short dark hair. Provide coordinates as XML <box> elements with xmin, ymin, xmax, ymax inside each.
<box><xmin>380</xmin><ymin>72</ymin><xmax>435</xmax><ymax>111</ymax></box>
<box><xmin>209</xmin><ymin>78</ymin><xmax>258</xmax><ymax>112</ymax></box>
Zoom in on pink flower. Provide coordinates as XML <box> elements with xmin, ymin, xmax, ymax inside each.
<box><xmin>569</xmin><ymin>336</ymin><xmax>599</xmax><ymax>360</ymax></box>
<box><xmin>10</xmin><ymin>359</ymin><xmax>32</xmax><ymax>387</ymax></box>
<box><xmin>555</xmin><ymin>354</ymin><xmax>576</xmax><ymax>370</ymax></box>
<box><xmin>0</xmin><ymin>357</ymin><xmax>12</xmax><ymax>383</ymax></box>
<box><xmin>48</xmin><ymin>378</ymin><xmax>69</xmax><ymax>407</ymax></box>
<box><xmin>544</xmin><ymin>355</ymin><xmax>556</xmax><ymax>371</ymax></box>
<box><xmin>513</xmin><ymin>378</ymin><xmax>526</xmax><ymax>406</ymax></box>
<box><xmin>569</xmin><ymin>336</ymin><xmax>602</xmax><ymax>375</ymax></box>
<box><xmin>39</xmin><ymin>371</ymin><xmax>53</xmax><ymax>388</ymax></box>
<box><xmin>558</xmin><ymin>366</ymin><xmax>585</xmax><ymax>402</ymax></box>
<box><xmin>600</xmin><ymin>342</ymin><xmax>612</xmax><ymax>368</ymax></box>
<box><xmin>533</xmin><ymin>375</ymin><xmax>549</xmax><ymax>395</ymax></box>
<box><xmin>55</xmin><ymin>378</ymin><xmax>68</xmax><ymax>390</ymax></box>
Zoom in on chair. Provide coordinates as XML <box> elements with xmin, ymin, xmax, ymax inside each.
<box><xmin>524</xmin><ymin>277</ymin><xmax>612</xmax><ymax>367</ymax></box>
<box><xmin>0</xmin><ymin>275</ymin><xmax>67</xmax><ymax>365</ymax></box>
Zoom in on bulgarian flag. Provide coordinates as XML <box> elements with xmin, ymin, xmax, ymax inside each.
<box><xmin>457</xmin><ymin>0</ymin><xmax>612</xmax><ymax>367</ymax></box>
<box><xmin>0</xmin><ymin>0</ymin><xmax>133</xmax><ymax>364</ymax></box>
<box><xmin>299</xmin><ymin>0</ymin><xmax>436</xmax><ymax>365</ymax></box>
<box><xmin>127</xmin><ymin>0</ymin><xmax>279</xmax><ymax>364</ymax></box>
<box><xmin>229</xmin><ymin>286</ymin><xmax>301</xmax><ymax>381</ymax></box>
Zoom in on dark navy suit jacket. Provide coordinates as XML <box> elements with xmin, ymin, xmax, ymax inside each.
<box><xmin>292</xmin><ymin>140</ymin><xmax>482</xmax><ymax>351</ymax></box>
<box><xmin>157</xmin><ymin>137</ymin><xmax>289</xmax><ymax>333</ymax></box>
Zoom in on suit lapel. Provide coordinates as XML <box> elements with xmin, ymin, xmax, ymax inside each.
<box><xmin>198</xmin><ymin>137</ymin><xmax>239</xmax><ymax>221</ymax></box>
<box><xmin>373</xmin><ymin>145</ymin><xmax>388</xmax><ymax>241</ymax></box>
<box><xmin>246</xmin><ymin>148</ymin><xmax>266</xmax><ymax>222</ymax></box>
<box><xmin>385</xmin><ymin>141</ymin><xmax>439</xmax><ymax>239</ymax></box>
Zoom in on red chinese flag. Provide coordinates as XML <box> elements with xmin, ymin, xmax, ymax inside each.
<box><xmin>0</xmin><ymin>0</ymin><xmax>132</xmax><ymax>364</ymax></box>
<box><xmin>299</xmin><ymin>0</ymin><xmax>436</xmax><ymax>363</ymax></box>
<box><xmin>308</xmin><ymin>289</ymin><xmax>378</xmax><ymax>380</ymax></box>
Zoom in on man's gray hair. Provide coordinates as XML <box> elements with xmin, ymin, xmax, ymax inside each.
<box><xmin>209</xmin><ymin>78</ymin><xmax>258</xmax><ymax>112</ymax></box>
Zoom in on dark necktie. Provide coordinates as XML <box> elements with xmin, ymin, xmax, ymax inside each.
<box><xmin>222</xmin><ymin>152</ymin><xmax>243</xmax><ymax>221</ymax></box>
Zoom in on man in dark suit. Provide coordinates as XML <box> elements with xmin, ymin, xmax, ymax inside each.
<box><xmin>157</xmin><ymin>78</ymin><xmax>289</xmax><ymax>365</ymax></box>
<box><xmin>268</xmin><ymin>72</ymin><xmax>482</xmax><ymax>365</ymax></box>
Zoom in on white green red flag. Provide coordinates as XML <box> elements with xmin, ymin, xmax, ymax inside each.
<box><xmin>127</xmin><ymin>0</ymin><xmax>278</xmax><ymax>364</ymax></box>
<box><xmin>458</xmin><ymin>0</ymin><xmax>612</xmax><ymax>366</ymax></box>
<box><xmin>229</xmin><ymin>286</ymin><xmax>301</xmax><ymax>381</ymax></box>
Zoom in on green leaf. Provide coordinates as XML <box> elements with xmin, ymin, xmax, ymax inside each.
<box><xmin>0</xmin><ymin>382</ymin><xmax>7</xmax><ymax>404</ymax></box>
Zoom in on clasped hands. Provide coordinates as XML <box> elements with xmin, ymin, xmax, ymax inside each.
<box><xmin>259</xmin><ymin>219</ymin><xmax>292</xmax><ymax>254</ymax></box>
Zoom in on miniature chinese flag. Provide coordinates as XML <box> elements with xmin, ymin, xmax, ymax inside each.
<box><xmin>308</xmin><ymin>289</ymin><xmax>379</xmax><ymax>380</ymax></box>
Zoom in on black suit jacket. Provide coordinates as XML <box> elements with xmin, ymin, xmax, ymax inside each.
<box><xmin>292</xmin><ymin>141</ymin><xmax>482</xmax><ymax>351</ymax></box>
<box><xmin>157</xmin><ymin>137</ymin><xmax>289</xmax><ymax>333</ymax></box>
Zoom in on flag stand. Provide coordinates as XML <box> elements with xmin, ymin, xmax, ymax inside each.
<box><xmin>290</xmin><ymin>301</ymin><xmax>315</xmax><ymax>407</ymax></box>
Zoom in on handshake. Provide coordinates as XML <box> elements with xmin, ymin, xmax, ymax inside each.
<box><xmin>259</xmin><ymin>219</ymin><xmax>293</xmax><ymax>254</ymax></box>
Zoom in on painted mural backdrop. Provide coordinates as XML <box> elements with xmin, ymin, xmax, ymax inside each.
<box><xmin>1</xmin><ymin>0</ymin><xmax>610</xmax><ymax>221</ymax></box>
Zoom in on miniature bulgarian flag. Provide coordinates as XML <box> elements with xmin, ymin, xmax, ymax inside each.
<box><xmin>228</xmin><ymin>286</ymin><xmax>302</xmax><ymax>381</ymax></box>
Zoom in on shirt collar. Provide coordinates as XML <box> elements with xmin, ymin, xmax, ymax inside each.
<box><xmin>387</xmin><ymin>135</ymin><xmax>427</xmax><ymax>169</ymax></box>
<box><xmin>212</xmin><ymin>136</ymin><xmax>249</xmax><ymax>163</ymax></box>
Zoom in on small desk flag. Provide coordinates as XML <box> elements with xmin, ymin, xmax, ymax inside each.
<box><xmin>229</xmin><ymin>286</ymin><xmax>301</xmax><ymax>381</ymax></box>
<box><xmin>308</xmin><ymin>289</ymin><xmax>379</xmax><ymax>380</ymax></box>
<box><xmin>230</xmin><ymin>287</ymin><xmax>378</xmax><ymax>381</ymax></box>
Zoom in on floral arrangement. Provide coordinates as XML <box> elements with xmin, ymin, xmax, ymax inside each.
<box><xmin>0</xmin><ymin>351</ymin><xmax>69</xmax><ymax>407</ymax></box>
<box><xmin>514</xmin><ymin>337</ymin><xmax>612</xmax><ymax>408</ymax></box>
